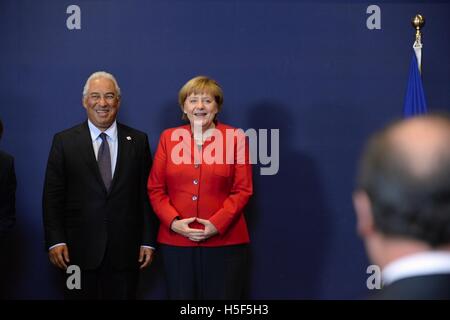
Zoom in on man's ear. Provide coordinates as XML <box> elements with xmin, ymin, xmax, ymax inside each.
<box><xmin>82</xmin><ymin>96</ymin><xmax>87</xmax><ymax>109</ymax></box>
<box><xmin>353</xmin><ymin>190</ymin><xmax>375</xmax><ymax>238</ymax></box>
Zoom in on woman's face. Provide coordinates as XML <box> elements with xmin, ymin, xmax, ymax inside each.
<box><xmin>183</xmin><ymin>92</ymin><xmax>218</xmax><ymax>130</ymax></box>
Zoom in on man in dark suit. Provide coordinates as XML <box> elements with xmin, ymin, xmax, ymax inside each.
<box><xmin>43</xmin><ymin>71</ymin><xmax>156</xmax><ymax>299</ymax></box>
<box><xmin>0</xmin><ymin>119</ymin><xmax>16</xmax><ymax>239</ymax></box>
<box><xmin>353</xmin><ymin>113</ymin><xmax>450</xmax><ymax>299</ymax></box>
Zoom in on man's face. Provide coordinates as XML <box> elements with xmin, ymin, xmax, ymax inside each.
<box><xmin>83</xmin><ymin>77</ymin><xmax>120</xmax><ymax>130</ymax></box>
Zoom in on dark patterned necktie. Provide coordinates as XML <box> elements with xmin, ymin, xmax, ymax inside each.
<box><xmin>98</xmin><ymin>132</ymin><xmax>112</xmax><ymax>190</ymax></box>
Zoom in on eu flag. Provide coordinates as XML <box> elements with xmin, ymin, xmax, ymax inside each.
<box><xmin>403</xmin><ymin>53</ymin><xmax>427</xmax><ymax>117</ymax></box>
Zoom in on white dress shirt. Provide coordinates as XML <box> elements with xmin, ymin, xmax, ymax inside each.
<box><xmin>382</xmin><ymin>251</ymin><xmax>450</xmax><ymax>285</ymax></box>
<box><xmin>88</xmin><ymin>119</ymin><xmax>118</xmax><ymax>177</ymax></box>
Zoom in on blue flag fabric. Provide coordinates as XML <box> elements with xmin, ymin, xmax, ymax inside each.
<box><xmin>403</xmin><ymin>53</ymin><xmax>427</xmax><ymax>117</ymax></box>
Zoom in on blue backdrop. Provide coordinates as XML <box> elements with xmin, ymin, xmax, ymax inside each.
<box><xmin>1</xmin><ymin>0</ymin><xmax>449</xmax><ymax>299</ymax></box>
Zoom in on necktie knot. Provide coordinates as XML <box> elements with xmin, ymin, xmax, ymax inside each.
<box><xmin>100</xmin><ymin>132</ymin><xmax>108</xmax><ymax>142</ymax></box>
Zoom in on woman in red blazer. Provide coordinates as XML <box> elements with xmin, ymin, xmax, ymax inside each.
<box><xmin>148</xmin><ymin>76</ymin><xmax>253</xmax><ymax>299</ymax></box>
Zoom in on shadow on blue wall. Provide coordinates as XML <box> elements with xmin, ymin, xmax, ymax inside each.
<box><xmin>244</xmin><ymin>102</ymin><xmax>332</xmax><ymax>298</ymax></box>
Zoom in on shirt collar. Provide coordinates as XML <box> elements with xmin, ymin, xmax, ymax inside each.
<box><xmin>382</xmin><ymin>251</ymin><xmax>450</xmax><ymax>285</ymax></box>
<box><xmin>87</xmin><ymin>120</ymin><xmax>118</xmax><ymax>142</ymax></box>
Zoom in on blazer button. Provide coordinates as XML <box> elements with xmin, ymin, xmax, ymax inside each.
<box><xmin>194</xmin><ymin>164</ymin><xmax>200</xmax><ymax>169</ymax></box>
<box><xmin>192</xmin><ymin>195</ymin><xmax>198</xmax><ymax>201</ymax></box>
<box><xmin>193</xmin><ymin>179</ymin><xmax>198</xmax><ymax>185</ymax></box>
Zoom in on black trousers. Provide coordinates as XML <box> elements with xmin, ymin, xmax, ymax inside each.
<box><xmin>63</xmin><ymin>246</ymin><xmax>139</xmax><ymax>300</ymax></box>
<box><xmin>160</xmin><ymin>244</ymin><xmax>249</xmax><ymax>300</ymax></box>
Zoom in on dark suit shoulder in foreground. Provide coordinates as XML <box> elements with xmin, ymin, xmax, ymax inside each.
<box><xmin>371</xmin><ymin>274</ymin><xmax>450</xmax><ymax>300</ymax></box>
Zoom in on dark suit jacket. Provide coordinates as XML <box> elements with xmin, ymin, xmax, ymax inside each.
<box><xmin>371</xmin><ymin>274</ymin><xmax>450</xmax><ymax>300</ymax></box>
<box><xmin>0</xmin><ymin>150</ymin><xmax>16</xmax><ymax>238</ymax></box>
<box><xmin>43</xmin><ymin>122</ymin><xmax>157</xmax><ymax>270</ymax></box>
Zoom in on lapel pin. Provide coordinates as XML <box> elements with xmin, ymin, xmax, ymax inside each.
<box><xmin>126</xmin><ymin>136</ymin><xmax>132</xmax><ymax>141</ymax></box>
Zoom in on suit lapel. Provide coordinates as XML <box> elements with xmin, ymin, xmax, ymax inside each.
<box><xmin>110</xmin><ymin>123</ymin><xmax>129</xmax><ymax>194</ymax></box>
<box><xmin>77</xmin><ymin>121</ymin><xmax>108</xmax><ymax>193</ymax></box>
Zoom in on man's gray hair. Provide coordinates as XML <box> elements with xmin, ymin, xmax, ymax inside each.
<box><xmin>82</xmin><ymin>71</ymin><xmax>121</xmax><ymax>97</ymax></box>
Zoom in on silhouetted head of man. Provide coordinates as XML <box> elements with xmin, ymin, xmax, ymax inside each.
<box><xmin>353</xmin><ymin>114</ymin><xmax>450</xmax><ymax>268</ymax></box>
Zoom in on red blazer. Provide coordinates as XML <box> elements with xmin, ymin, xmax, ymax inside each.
<box><xmin>148</xmin><ymin>122</ymin><xmax>253</xmax><ymax>247</ymax></box>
